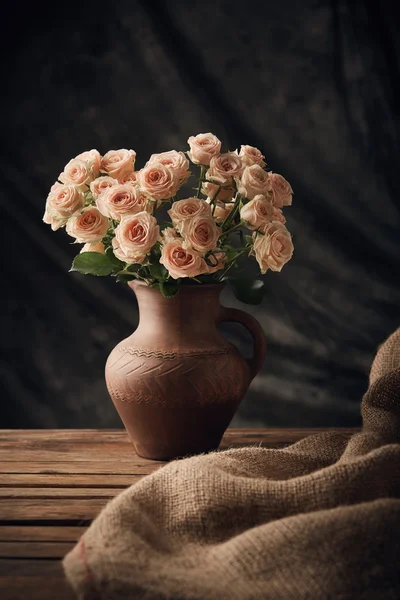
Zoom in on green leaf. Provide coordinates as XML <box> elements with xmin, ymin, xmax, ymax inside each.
<box><xmin>230</xmin><ymin>278</ymin><xmax>266</xmax><ymax>305</ymax></box>
<box><xmin>149</xmin><ymin>262</ymin><xmax>168</xmax><ymax>281</ymax></box>
<box><xmin>116</xmin><ymin>272</ymin><xmax>139</xmax><ymax>283</ymax></box>
<box><xmin>221</xmin><ymin>246</ymin><xmax>238</xmax><ymax>261</ymax></box>
<box><xmin>159</xmin><ymin>280</ymin><xmax>179</xmax><ymax>298</ymax></box>
<box><xmin>105</xmin><ymin>247</ymin><xmax>125</xmax><ymax>270</ymax></box>
<box><xmin>70</xmin><ymin>252</ymin><xmax>114</xmax><ymax>276</ymax></box>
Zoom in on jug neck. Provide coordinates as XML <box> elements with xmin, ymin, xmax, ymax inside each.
<box><xmin>129</xmin><ymin>281</ymin><xmax>224</xmax><ymax>338</ymax></box>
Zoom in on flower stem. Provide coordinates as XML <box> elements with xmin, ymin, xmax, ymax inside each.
<box><xmin>219</xmin><ymin>221</ymin><xmax>243</xmax><ymax>240</ymax></box>
<box><xmin>197</xmin><ymin>166</ymin><xmax>206</xmax><ymax>198</ymax></box>
<box><xmin>208</xmin><ymin>185</ymin><xmax>222</xmax><ymax>215</ymax></box>
<box><xmin>221</xmin><ymin>192</ymin><xmax>241</xmax><ymax>230</ymax></box>
<box><xmin>218</xmin><ymin>246</ymin><xmax>251</xmax><ymax>280</ymax></box>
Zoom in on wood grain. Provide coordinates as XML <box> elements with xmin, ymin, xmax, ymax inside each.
<box><xmin>0</xmin><ymin>526</ymin><xmax>86</xmax><ymax>542</ymax></box>
<box><xmin>0</xmin><ymin>541</ymin><xmax>75</xmax><ymax>558</ymax></box>
<box><xmin>0</xmin><ymin>427</ymin><xmax>358</xmax><ymax>598</ymax></box>
<box><xmin>0</xmin><ymin>560</ymin><xmax>73</xmax><ymax>599</ymax></box>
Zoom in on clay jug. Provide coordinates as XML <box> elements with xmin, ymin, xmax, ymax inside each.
<box><xmin>105</xmin><ymin>281</ymin><xmax>266</xmax><ymax>460</ymax></box>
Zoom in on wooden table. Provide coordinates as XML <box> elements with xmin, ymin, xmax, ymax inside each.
<box><xmin>0</xmin><ymin>428</ymin><xmax>357</xmax><ymax>599</ymax></box>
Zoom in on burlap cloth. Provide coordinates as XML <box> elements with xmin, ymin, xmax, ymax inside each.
<box><xmin>63</xmin><ymin>329</ymin><xmax>400</xmax><ymax>599</ymax></box>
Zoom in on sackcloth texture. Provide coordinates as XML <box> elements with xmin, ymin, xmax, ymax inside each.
<box><xmin>63</xmin><ymin>328</ymin><xmax>400</xmax><ymax>600</ymax></box>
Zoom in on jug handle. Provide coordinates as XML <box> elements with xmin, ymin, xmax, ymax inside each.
<box><xmin>218</xmin><ymin>307</ymin><xmax>267</xmax><ymax>381</ymax></box>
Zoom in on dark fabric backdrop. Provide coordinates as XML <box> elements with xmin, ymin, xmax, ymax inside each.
<box><xmin>1</xmin><ymin>0</ymin><xmax>399</xmax><ymax>428</ymax></box>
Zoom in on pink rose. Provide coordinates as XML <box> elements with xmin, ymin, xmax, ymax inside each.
<box><xmin>111</xmin><ymin>238</ymin><xmax>145</xmax><ymax>265</ymax></box>
<box><xmin>114</xmin><ymin>212</ymin><xmax>159</xmax><ymax>261</ymax></box>
<box><xmin>240</xmin><ymin>194</ymin><xmax>274</xmax><ymax>230</ymax></box>
<box><xmin>269</xmin><ymin>173</ymin><xmax>293</xmax><ymax>207</ymax></box>
<box><xmin>181</xmin><ymin>216</ymin><xmax>220</xmax><ymax>253</ymax></box>
<box><xmin>168</xmin><ymin>197</ymin><xmax>211</xmax><ymax>231</ymax></box>
<box><xmin>160</xmin><ymin>240</ymin><xmax>205</xmax><ymax>279</ymax></box>
<box><xmin>96</xmin><ymin>184</ymin><xmax>146</xmax><ymax>220</ymax></box>
<box><xmin>59</xmin><ymin>159</ymin><xmax>94</xmax><ymax>187</ymax></box>
<box><xmin>137</xmin><ymin>163</ymin><xmax>179</xmax><ymax>201</ymax></box>
<box><xmin>160</xmin><ymin>226</ymin><xmax>179</xmax><ymax>243</ymax></box>
<box><xmin>75</xmin><ymin>149</ymin><xmax>102</xmax><ymax>177</ymax></box>
<box><xmin>201</xmin><ymin>181</ymin><xmax>235</xmax><ymax>203</ymax></box>
<box><xmin>187</xmin><ymin>133</ymin><xmax>221</xmax><ymax>165</ymax></box>
<box><xmin>208</xmin><ymin>200</ymin><xmax>234</xmax><ymax>223</ymax></box>
<box><xmin>90</xmin><ymin>176</ymin><xmax>119</xmax><ymax>199</ymax></box>
<box><xmin>66</xmin><ymin>207</ymin><xmax>109</xmax><ymax>243</ymax></box>
<box><xmin>50</xmin><ymin>181</ymin><xmax>64</xmax><ymax>192</ymax></box>
<box><xmin>272</xmin><ymin>206</ymin><xmax>286</xmax><ymax>224</ymax></box>
<box><xmin>206</xmin><ymin>250</ymin><xmax>226</xmax><ymax>274</ymax></box>
<box><xmin>118</xmin><ymin>172</ymin><xmax>138</xmax><ymax>184</ymax></box>
<box><xmin>43</xmin><ymin>184</ymin><xmax>85</xmax><ymax>231</ymax></box>
<box><xmin>252</xmin><ymin>222</ymin><xmax>294</xmax><ymax>274</ymax></box>
<box><xmin>236</xmin><ymin>164</ymin><xmax>272</xmax><ymax>200</ymax></box>
<box><xmin>147</xmin><ymin>150</ymin><xmax>190</xmax><ymax>183</ymax></box>
<box><xmin>100</xmin><ymin>149</ymin><xmax>136</xmax><ymax>179</ymax></box>
<box><xmin>80</xmin><ymin>242</ymin><xmax>106</xmax><ymax>254</ymax></box>
<box><xmin>207</xmin><ymin>152</ymin><xmax>244</xmax><ymax>186</ymax></box>
<box><xmin>238</xmin><ymin>145</ymin><xmax>266</xmax><ymax>168</ymax></box>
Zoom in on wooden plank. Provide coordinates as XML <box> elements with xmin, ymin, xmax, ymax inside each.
<box><xmin>0</xmin><ymin>429</ymin><xmax>129</xmax><ymax>443</ymax></box>
<box><xmin>0</xmin><ymin>444</ymin><xmax>148</xmax><ymax>462</ymax></box>
<box><xmin>0</xmin><ymin>430</ymin><xmax>358</xmax><ymax>463</ymax></box>
<box><xmin>0</xmin><ymin>473</ymin><xmax>140</xmax><ymax>487</ymax></box>
<box><xmin>0</xmin><ymin>526</ymin><xmax>86</xmax><ymax>542</ymax></box>
<box><xmin>0</xmin><ymin>499</ymin><xmax>107</xmax><ymax>521</ymax></box>
<box><xmin>0</xmin><ymin>487</ymin><xmax>126</xmax><ymax>499</ymax></box>
<box><xmin>221</xmin><ymin>427</ymin><xmax>357</xmax><ymax>445</ymax></box>
<box><xmin>0</xmin><ymin>427</ymin><xmax>358</xmax><ymax>444</ymax></box>
<box><xmin>0</xmin><ymin>461</ymin><xmax>163</xmax><ymax>475</ymax></box>
<box><xmin>0</xmin><ymin>559</ymin><xmax>72</xmax><ymax>600</ymax></box>
<box><xmin>0</xmin><ymin>541</ymin><xmax>74</xmax><ymax>558</ymax></box>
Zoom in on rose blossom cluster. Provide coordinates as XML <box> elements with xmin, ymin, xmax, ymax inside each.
<box><xmin>43</xmin><ymin>134</ymin><xmax>294</xmax><ymax>283</ymax></box>
<box><xmin>187</xmin><ymin>133</ymin><xmax>294</xmax><ymax>274</ymax></box>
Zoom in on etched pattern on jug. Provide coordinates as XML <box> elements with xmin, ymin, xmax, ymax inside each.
<box><xmin>118</xmin><ymin>347</ymin><xmax>232</xmax><ymax>359</ymax></box>
<box><xmin>106</xmin><ymin>347</ymin><xmax>246</xmax><ymax>407</ymax></box>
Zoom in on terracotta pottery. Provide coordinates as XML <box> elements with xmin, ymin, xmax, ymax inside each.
<box><xmin>105</xmin><ymin>281</ymin><xmax>267</xmax><ymax>460</ymax></box>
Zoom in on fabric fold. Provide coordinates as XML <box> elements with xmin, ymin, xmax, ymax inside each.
<box><xmin>64</xmin><ymin>329</ymin><xmax>400</xmax><ymax>599</ymax></box>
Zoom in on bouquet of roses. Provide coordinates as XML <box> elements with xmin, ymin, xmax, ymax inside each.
<box><xmin>43</xmin><ymin>133</ymin><xmax>294</xmax><ymax>303</ymax></box>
